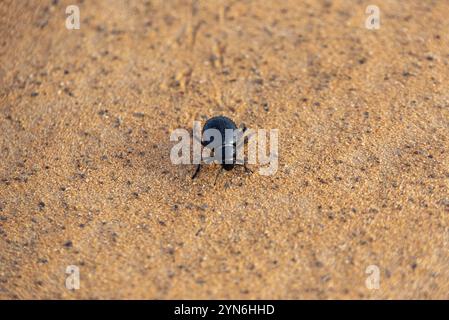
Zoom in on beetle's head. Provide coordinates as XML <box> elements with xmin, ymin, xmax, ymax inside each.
<box><xmin>222</xmin><ymin>163</ymin><xmax>234</xmax><ymax>171</ymax></box>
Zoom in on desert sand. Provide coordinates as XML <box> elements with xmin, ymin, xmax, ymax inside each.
<box><xmin>0</xmin><ymin>0</ymin><xmax>448</xmax><ymax>299</ymax></box>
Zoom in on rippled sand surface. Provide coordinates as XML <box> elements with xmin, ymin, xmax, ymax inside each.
<box><xmin>0</xmin><ymin>0</ymin><xmax>448</xmax><ymax>299</ymax></box>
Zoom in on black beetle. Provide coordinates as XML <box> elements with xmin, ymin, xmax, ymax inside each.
<box><xmin>192</xmin><ymin>115</ymin><xmax>253</xmax><ymax>183</ymax></box>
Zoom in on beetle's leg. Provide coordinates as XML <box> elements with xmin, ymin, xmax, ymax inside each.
<box><xmin>235</xmin><ymin>157</ymin><xmax>253</xmax><ymax>174</ymax></box>
<box><xmin>193</xmin><ymin>133</ymin><xmax>203</xmax><ymax>145</ymax></box>
<box><xmin>192</xmin><ymin>164</ymin><xmax>201</xmax><ymax>179</ymax></box>
<box><xmin>236</xmin><ymin>129</ymin><xmax>255</xmax><ymax>149</ymax></box>
<box><xmin>243</xmin><ymin>163</ymin><xmax>253</xmax><ymax>174</ymax></box>
<box><xmin>238</xmin><ymin>123</ymin><xmax>248</xmax><ymax>142</ymax></box>
<box><xmin>188</xmin><ymin>126</ymin><xmax>201</xmax><ymax>144</ymax></box>
<box><xmin>214</xmin><ymin>167</ymin><xmax>224</xmax><ymax>185</ymax></box>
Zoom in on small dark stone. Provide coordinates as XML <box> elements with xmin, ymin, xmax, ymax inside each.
<box><xmin>402</xmin><ymin>71</ymin><xmax>412</xmax><ymax>77</ymax></box>
<box><xmin>132</xmin><ymin>112</ymin><xmax>145</xmax><ymax>118</ymax></box>
<box><xmin>31</xmin><ymin>92</ymin><xmax>39</xmax><ymax>97</ymax></box>
<box><xmin>38</xmin><ymin>201</ymin><xmax>45</xmax><ymax>210</ymax></box>
<box><xmin>64</xmin><ymin>241</ymin><xmax>73</xmax><ymax>248</ymax></box>
<box><xmin>195</xmin><ymin>228</ymin><xmax>204</xmax><ymax>236</ymax></box>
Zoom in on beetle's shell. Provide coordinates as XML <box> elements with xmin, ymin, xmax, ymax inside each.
<box><xmin>202</xmin><ymin>116</ymin><xmax>237</xmax><ymax>146</ymax></box>
<box><xmin>202</xmin><ymin>116</ymin><xmax>237</xmax><ymax>134</ymax></box>
<box><xmin>202</xmin><ymin>116</ymin><xmax>237</xmax><ymax>168</ymax></box>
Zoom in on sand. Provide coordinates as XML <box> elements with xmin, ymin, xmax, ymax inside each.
<box><xmin>0</xmin><ymin>0</ymin><xmax>448</xmax><ymax>299</ymax></box>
